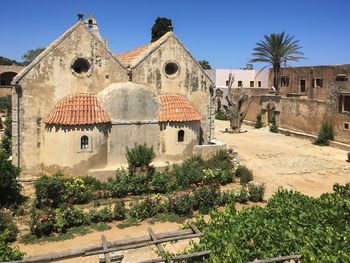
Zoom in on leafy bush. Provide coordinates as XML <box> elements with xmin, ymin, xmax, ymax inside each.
<box><xmin>192</xmin><ymin>184</ymin><xmax>350</xmax><ymax>262</ymax></box>
<box><xmin>193</xmin><ymin>185</ymin><xmax>220</xmax><ymax>214</ymax></box>
<box><xmin>0</xmin><ymin>211</ymin><xmax>19</xmax><ymax>242</ymax></box>
<box><xmin>248</xmin><ymin>183</ymin><xmax>265</xmax><ymax>202</ymax></box>
<box><xmin>203</xmin><ymin>168</ymin><xmax>232</xmax><ymax>185</ymax></box>
<box><xmin>129</xmin><ymin>197</ymin><xmax>162</xmax><ymax>220</ymax></box>
<box><xmin>126</xmin><ymin>143</ymin><xmax>156</xmax><ymax>168</ymax></box>
<box><xmin>215</xmin><ymin>111</ymin><xmax>228</xmax><ymax>120</ymax></box>
<box><xmin>0</xmin><ymin>232</ymin><xmax>24</xmax><ymax>261</ymax></box>
<box><xmin>165</xmin><ymin>194</ymin><xmax>196</xmax><ymax>216</ymax></box>
<box><xmin>314</xmin><ymin>121</ymin><xmax>335</xmax><ymax>146</ymax></box>
<box><xmin>236</xmin><ymin>165</ymin><xmax>254</xmax><ymax>185</ymax></box>
<box><xmin>54</xmin><ymin>205</ymin><xmax>85</xmax><ymax>233</ymax></box>
<box><xmin>236</xmin><ymin>186</ymin><xmax>249</xmax><ymax>204</ymax></box>
<box><xmin>151</xmin><ymin>172</ymin><xmax>176</xmax><ymax>193</ymax></box>
<box><xmin>29</xmin><ymin>207</ymin><xmax>56</xmax><ymax>237</ymax></box>
<box><xmin>114</xmin><ymin>201</ymin><xmax>127</xmax><ymax>220</ymax></box>
<box><xmin>35</xmin><ymin>173</ymin><xmax>93</xmax><ymax>208</ymax></box>
<box><xmin>269</xmin><ymin>113</ymin><xmax>279</xmax><ymax>133</ymax></box>
<box><xmin>0</xmin><ymin>95</ymin><xmax>11</xmax><ymax>113</ymax></box>
<box><xmin>205</xmin><ymin>150</ymin><xmax>234</xmax><ymax>174</ymax></box>
<box><xmin>255</xmin><ymin>113</ymin><xmax>263</xmax><ymax>128</ymax></box>
<box><xmin>219</xmin><ymin>190</ymin><xmax>236</xmax><ymax>206</ymax></box>
<box><xmin>172</xmin><ymin>156</ymin><xmax>206</xmax><ymax>189</ymax></box>
<box><xmin>128</xmin><ymin>172</ymin><xmax>151</xmax><ymax>195</ymax></box>
<box><xmin>0</xmin><ymin>151</ymin><xmax>21</xmax><ymax>207</ymax></box>
<box><xmin>1</xmin><ymin>114</ymin><xmax>12</xmax><ymax>157</ymax></box>
<box><xmin>34</xmin><ymin>172</ymin><xmax>66</xmax><ymax>208</ymax></box>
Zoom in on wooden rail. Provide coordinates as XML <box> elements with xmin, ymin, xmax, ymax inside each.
<box><xmin>3</xmin><ymin>224</ymin><xmax>209</xmax><ymax>263</ymax></box>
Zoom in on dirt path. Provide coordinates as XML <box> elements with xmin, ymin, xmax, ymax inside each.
<box><xmin>16</xmin><ymin>221</ymin><xmax>189</xmax><ymax>263</ymax></box>
<box><xmin>215</xmin><ymin>120</ymin><xmax>350</xmax><ymax>197</ymax></box>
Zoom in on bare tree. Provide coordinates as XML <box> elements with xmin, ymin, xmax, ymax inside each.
<box><xmin>222</xmin><ymin>73</ymin><xmax>251</xmax><ymax>132</ymax></box>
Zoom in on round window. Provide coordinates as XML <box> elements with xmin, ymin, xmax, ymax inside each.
<box><xmin>71</xmin><ymin>57</ymin><xmax>92</xmax><ymax>77</ymax></box>
<box><xmin>164</xmin><ymin>62</ymin><xmax>179</xmax><ymax>77</ymax></box>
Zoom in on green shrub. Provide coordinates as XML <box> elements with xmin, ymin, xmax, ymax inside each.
<box><xmin>113</xmin><ymin>201</ymin><xmax>127</xmax><ymax>220</ymax></box>
<box><xmin>219</xmin><ymin>190</ymin><xmax>236</xmax><ymax>206</ymax></box>
<box><xmin>165</xmin><ymin>194</ymin><xmax>195</xmax><ymax>216</ymax></box>
<box><xmin>34</xmin><ymin>172</ymin><xmax>66</xmax><ymax>208</ymax></box>
<box><xmin>54</xmin><ymin>205</ymin><xmax>85</xmax><ymax>233</ymax></box>
<box><xmin>269</xmin><ymin>113</ymin><xmax>279</xmax><ymax>133</ymax></box>
<box><xmin>126</xmin><ymin>143</ymin><xmax>156</xmax><ymax>168</ymax></box>
<box><xmin>172</xmin><ymin>156</ymin><xmax>206</xmax><ymax>189</ymax></box>
<box><xmin>0</xmin><ymin>232</ymin><xmax>24</xmax><ymax>261</ymax></box>
<box><xmin>236</xmin><ymin>165</ymin><xmax>254</xmax><ymax>185</ymax></box>
<box><xmin>128</xmin><ymin>172</ymin><xmax>151</xmax><ymax>195</ymax></box>
<box><xmin>314</xmin><ymin>121</ymin><xmax>335</xmax><ymax>146</ymax></box>
<box><xmin>203</xmin><ymin>168</ymin><xmax>232</xmax><ymax>185</ymax></box>
<box><xmin>151</xmin><ymin>172</ymin><xmax>175</xmax><ymax>193</ymax></box>
<box><xmin>0</xmin><ymin>211</ymin><xmax>19</xmax><ymax>242</ymax></box>
<box><xmin>191</xmin><ymin>183</ymin><xmax>350</xmax><ymax>262</ymax></box>
<box><xmin>206</xmin><ymin>150</ymin><xmax>234</xmax><ymax>174</ymax></box>
<box><xmin>248</xmin><ymin>183</ymin><xmax>265</xmax><ymax>202</ymax></box>
<box><xmin>29</xmin><ymin>207</ymin><xmax>56</xmax><ymax>237</ymax></box>
<box><xmin>236</xmin><ymin>186</ymin><xmax>249</xmax><ymax>204</ymax></box>
<box><xmin>34</xmin><ymin>173</ymin><xmax>93</xmax><ymax>208</ymax></box>
<box><xmin>0</xmin><ymin>151</ymin><xmax>21</xmax><ymax>207</ymax></box>
<box><xmin>192</xmin><ymin>185</ymin><xmax>220</xmax><ymax>214</ymax></box>
<box><xmin>1</xmin><ymin>114</ymin><xmax>12</xmax><ymax>157</ymax></box>
<box><xmin>129</xmin><ymin>197</ymin><xmax>162</xmax><ymax>220</ymax></box>
<box><xmin>255</xmin><ymin>113</ymin><xmax>263</xmax><ymax>128</ymax></box>
<box><xmin>81</xmin><ymin>175</ymin><xmax>104</xmax><ymax>190</ymax></box>
<box><xmin>215</xmin><ymin>111</ymin><xmax>228</xmax><ymax>120</ymax></box>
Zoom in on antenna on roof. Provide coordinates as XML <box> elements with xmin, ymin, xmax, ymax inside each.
<box><xmin>77</xmin><ymin>13</ymin><xmax>84</xmax><ymax>21</ymax></box>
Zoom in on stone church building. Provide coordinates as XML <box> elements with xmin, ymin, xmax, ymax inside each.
<box><xmin>11</xmin><ymin>15</ymin><xmax>213</xmax><ymax>178</ymax></box>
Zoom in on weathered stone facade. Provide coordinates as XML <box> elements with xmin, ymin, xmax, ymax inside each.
<box><xmin>11</xmin><ymin>16</ymin><xmax>213</xmax><ymax>179</ymax></box>
<box><xmin>233</xmin><ymin>65</ymin><xmax>350</xmax><ymax>144</ymax></box>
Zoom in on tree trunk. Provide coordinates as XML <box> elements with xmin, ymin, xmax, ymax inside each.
<box><xmin>273</xmin><ymin>64</ymin><xmax>281</xmax><ymax>94</ymax></box>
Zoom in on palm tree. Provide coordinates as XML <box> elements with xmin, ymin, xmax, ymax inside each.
<box><xmin>250</xmin><ymin>32</ymin><xmax>304</xmax><ymax>94</ymax></box>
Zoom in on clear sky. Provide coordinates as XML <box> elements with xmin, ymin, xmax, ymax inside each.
<box><xmin>1</xmin><ymin>0</ymin><xmax>349</xmax><ymax>69</ymax></box>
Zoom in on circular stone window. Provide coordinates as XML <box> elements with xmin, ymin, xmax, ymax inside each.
<box><xmin>71</xmin><ymin>57</ymin><xmax>92</xmax><ymax>78</ymax></box>
<box><xmin>164</xmin><ymin>62</ymin><xmax>180</xmax><ymax>78</ymax></box>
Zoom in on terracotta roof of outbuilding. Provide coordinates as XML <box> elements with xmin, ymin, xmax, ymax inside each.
<box><xmin>159</xmin><ymin>95</ymin><xmax>201</xmax><ymax>122</ymax></box>
<box><xmin>45</xmin><ymin>94</ymin><xmax>111</xmax><ymax>125</ymax></box>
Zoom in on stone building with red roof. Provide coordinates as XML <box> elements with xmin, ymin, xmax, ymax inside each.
<box><xmin>11</xmin><ymin>15</ymin><xmax>215</xmax><ymax>178</ymax></box>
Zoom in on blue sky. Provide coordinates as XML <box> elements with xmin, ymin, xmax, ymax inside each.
<box><xmin>1</xmin><ymin>0</ymin><xmax>349</xmax><ymax>69</ymax></box>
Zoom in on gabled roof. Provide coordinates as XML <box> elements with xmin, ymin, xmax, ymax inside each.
<box><xmin>117</xmin><ymin>32</ymin><xmax>213</xmax><ymax>84</ymax></box>
<box><xmin>117</xmin><ymin>32</ymin><xmax>173</xmax><ymax>68</ymax></box>
<box><xmin>12</xmin><ymin>18</ymin><xmax>125</xmax><ymax>84</ymax></box>
<box><xmin>45</xmin><ymin>93</ymin><xmax>111</xmax><ymax>125</ymax></box>
<box><xmin>159</xmin><ymin>95</ymin><xmax>201</xmax><ymax>122</ymax></box>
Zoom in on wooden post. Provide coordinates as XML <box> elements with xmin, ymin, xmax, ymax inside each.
<box><xmin>101</xmin><ymin>235</ymin><xmax>111</xmax><ymax>263</ymax></box>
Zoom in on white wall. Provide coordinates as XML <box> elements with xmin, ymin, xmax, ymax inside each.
<box><xmin>208</xmin><ymin>69</ymin><xmax>269</xmax><ymax>88</ymax></box>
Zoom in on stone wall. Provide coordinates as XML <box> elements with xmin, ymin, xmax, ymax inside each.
<box><xmin>131</xmin><ymin>35</ymin><xmax>212</xmax><ymax>144</ymax></box>
<box><xmin>193</xmin><ymin>141</ymin><xmax>227</xmax><ymax>160</ymax></box>
<box><xmin>13</xmin><ymin>23</ymin><xmax>127</xmax><ymax>177</ymax></box>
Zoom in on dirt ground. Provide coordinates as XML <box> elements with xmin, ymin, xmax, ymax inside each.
<box><xmin>215</xmin><ymin>120</ymin><xmax>350</xmax><ymax>198</ymax></box>
<box><xmin>15</xmin><ymin>120</ymin><xmax>350</xmax><ymax>261</ymax></box>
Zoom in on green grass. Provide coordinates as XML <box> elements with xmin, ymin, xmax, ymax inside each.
<box><xmin>116</xmin><ymin>218</ymin><xmax>140</xmax><ymax>229</ymax></box>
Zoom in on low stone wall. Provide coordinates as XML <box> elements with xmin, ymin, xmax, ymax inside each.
<box><xmin>193</xmin><ymin>140</ymin><xmax>227</xmax><ymax>160</ymax></box>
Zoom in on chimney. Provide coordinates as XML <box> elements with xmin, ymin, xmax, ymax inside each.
<box><xmin>77</xmin><ymin>13</ymin><xmax>84</xmax><ymax>21</ymax></box>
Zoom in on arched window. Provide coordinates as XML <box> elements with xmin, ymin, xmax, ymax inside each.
<box><xmin>81</xmin><ymin>135</ymin><xmax>89</xmax><ymax>149</ymax></box>
<box><xmin>178</xmin><ymin>130</ymin><xmax>184</xmax><ymax>142</ymax></box>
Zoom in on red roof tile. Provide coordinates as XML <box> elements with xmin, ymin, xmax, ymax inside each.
<box><xmin>45</xmin><ymin>94</ymin><xmax>111</xmax><ymax>125</ymax></box>
<box><xmin>159</xmin><ymin>95</ymin><xmax>201</xmax><ymax>122</ymax></box>
<box><xmin>117</xmin><ymin>44</ymin><xmax>151</xmax><ymax>66</ymax></box>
